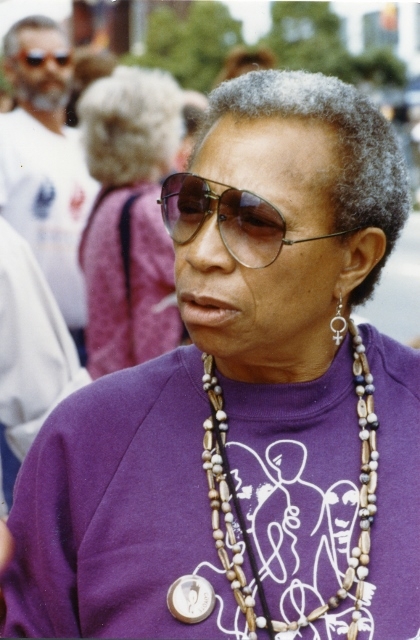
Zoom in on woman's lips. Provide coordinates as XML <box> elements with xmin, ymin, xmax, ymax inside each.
<box><xmin>180</xmin><ymin>295</ymin><xmax>239</xmax><ymax>327</ymax></box>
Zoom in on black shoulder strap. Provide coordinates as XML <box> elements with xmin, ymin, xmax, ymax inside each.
<box><xmin>118</xmin><ymin>193</ymin><xmax>142</xmax><ymax>304</ymax></box>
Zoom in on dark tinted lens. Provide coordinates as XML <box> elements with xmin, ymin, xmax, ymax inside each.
<box><xmin>218</xmin><ymin>189</ymin><xmax>285</xmax><ymax>268</ymax></box>
<box><xmin>55</xmin><ymin>54</ymin><xmax>71</xmax><ymax>66</ymax></box>
<box><xmin>161</xmin><ymin>174</ymin><xmax>209</xmax><ymax>243</ymax></box>
<box><xmin>25</xmin><ymin>53</ymin><xmax>44</xmax><ymax>67</ymax></box>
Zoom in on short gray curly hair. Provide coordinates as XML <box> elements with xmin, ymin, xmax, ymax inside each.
<box><xmin>193</xmin><ymin>70</ymin><xmax>410</xmax><ymax>307</ymax></box>
<box><xmin>78</xmin><ymin>66</ymin><xmax>183</xmax><ymax>187</ymax></box>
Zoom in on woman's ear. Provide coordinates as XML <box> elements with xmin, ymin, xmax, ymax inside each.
<box><xmin>334</xmin><ymin>227</ymin><xmax>387</xmax><ymax>299</ymax></box>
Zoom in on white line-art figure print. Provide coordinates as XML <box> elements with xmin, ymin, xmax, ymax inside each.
<box><xmin>193</xmin><ymin>439</ymin><xmax>376</xmax><ymax>639</ymax></box>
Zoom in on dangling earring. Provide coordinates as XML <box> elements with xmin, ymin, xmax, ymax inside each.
<box><xmin>330</xmin><ymin>292</ymin><xmax>348</xmax><ymax>345</ymax></box>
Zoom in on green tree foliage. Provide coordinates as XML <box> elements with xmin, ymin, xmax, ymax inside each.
<box><xmin>261</xmin><ymin>1</ymin><xmax>406</xmax><ymax>86</ymax></box>
<box><xmin>121</xmin><ymin>1</ymin><xmax>243</xmax><ymax>92</ymax></box>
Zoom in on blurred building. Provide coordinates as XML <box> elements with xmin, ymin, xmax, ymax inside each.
<box><xmin>332</xmin><ymin>2</ymin><xmax>420</xmax><ymax>79</ymax></box>
<box><xmin>73</xmin><ymin>0</ymin><xmax>192</xmax><ymax>55</ymax></box>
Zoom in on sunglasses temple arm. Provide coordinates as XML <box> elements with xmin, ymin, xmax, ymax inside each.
<box><xmin>282</xmin><ymin>227</ymin><xmax>362</xmax><ymax>246</ymax></box>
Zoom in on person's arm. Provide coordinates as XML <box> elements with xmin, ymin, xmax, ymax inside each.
<box><xmin>0</xmin><ymin>408</ymin><xmax>81</xmax><ymax>638</ymax></box>
<box><xmin>0</xmin><ymin>218</ymin><xmax>91</xmax><ymax>461</ymax></box>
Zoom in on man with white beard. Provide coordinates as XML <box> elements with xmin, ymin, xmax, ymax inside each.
<box><xmin>0</xmin><ymin>15</ymin><xmax>98</xmax><ymax>361</ymax></box>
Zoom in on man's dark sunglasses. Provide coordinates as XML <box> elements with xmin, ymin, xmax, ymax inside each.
<box><xmin>18</xmin><ymin>49</ymin><xmax>72</xmax><ymax>68</ymax></box>
<box><xmin>159</xmin><ymin>172</ymin><xmax>362</xmax><ymax>269</ymax></box>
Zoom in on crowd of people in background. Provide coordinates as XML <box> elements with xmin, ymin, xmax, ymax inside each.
<box><xmin>0</xmin><ymin>14</ymin><xmax>207</xmax><ymax>514</ymax></box>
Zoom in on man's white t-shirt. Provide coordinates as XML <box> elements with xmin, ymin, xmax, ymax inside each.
<box><xmin>0</xmin><ymin>108</ymin><xmax>98</xmax><ymax>328</ymax></box>
<box><xmin>0</xmin><ymin>217</ymin><xmax>91</xmax><ymax>516</ymax></box>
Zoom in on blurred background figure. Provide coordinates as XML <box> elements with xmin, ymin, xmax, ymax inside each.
<box><xmin>78</xmin><ymin>66</ymin><xmax>184</xmax><ymax>379</ymax></box>
<box><xmin>0</xmin><ymin>89</ymin><xmax>13</xmax><ymax>114</ymax></box>
<box><xmin>174</xmin><ymin>89</ymin><xmax>208</xmax><ymax>172</ymax></box>
<box><xmin>65</xmin><ymin>47</ymin><xmax>117</xmax><ymax>127</ymax></box>
<box><xmin>0</xmin><ymin>217</ymin><xmax>91</xmax><ymax>517</ymax></box>
<box><xmin>0</xmin><ymin>15</ymin><xmax>99</xmax><ymax>365</ymax></box>
<box><xmin>213</xmin><ymin>44</ymin><xmax>277</xmax><ymax>86</ymax></box>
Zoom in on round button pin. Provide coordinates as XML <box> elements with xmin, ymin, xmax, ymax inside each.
<box><xmin>167</xmin><ymin>574</ymin><xmax>216</xmax><ymax>624</ymax></box>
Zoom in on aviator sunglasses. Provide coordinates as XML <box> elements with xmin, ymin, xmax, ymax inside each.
<box><xmin>159</xmin><ymin>172</ymin><xmax>362</xmax><ymax>269</ymax></box>
<box><xmin>17</xmin><ymin>49</ymin><xmax>72</xmax><ymax>68</ymax></box>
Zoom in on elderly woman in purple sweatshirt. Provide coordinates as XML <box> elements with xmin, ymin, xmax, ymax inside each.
<box><xmin>1</xmin><ymin>70</ymin><xmax>419</xmax><ymax>640</ymax></box>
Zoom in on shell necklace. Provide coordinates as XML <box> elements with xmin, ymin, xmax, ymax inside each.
<box><xmin>199</xmin><ymin>319</ymin><xmax>378</xmax><ymax>640</ymax></box>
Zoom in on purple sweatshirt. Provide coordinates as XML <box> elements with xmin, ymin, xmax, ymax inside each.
<box><xmin>1</xmin><ymin>325</ymin><xmax>419</xmax><ymax>639</ymax></box>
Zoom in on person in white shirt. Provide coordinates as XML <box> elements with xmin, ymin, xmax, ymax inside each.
<box><xmin>0</xmin><ymin>15</ymin><xmax>98</xmax><ymax>360</ymax></box>
<box><xmin>0</xmin><ymin>217</ymin><xmax>91</xmax><ymax>518</ymax></box>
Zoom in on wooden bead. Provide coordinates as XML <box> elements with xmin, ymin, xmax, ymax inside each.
<box><xmin>233</xmin><ymin>589</ymin><xmax>247</xmax><ymax>613</ymax></box>
<box><xmin>359</xmin><ymin>531</ymin><xmax>371</xmax><ymax>554</ymax></box>
<box><xmin>342</xmin><ymin>567</ymin><xmax>355</xmax><ymax>591</ymax></box>
<box><xmin>212</xmin><ymin>510</ymin><xmax>219</xmax><ymax>530</ymax></box>
<box><xmin>370</xmin><ymin>430</ymin><xmax>377</xmax><ymax>451</ymax></box>
<box><xmin>219</xmin><ymin>480</ymin><xmax>230</xmax><ymax>502</ymax></box>
<box><xmin>360</xmin><ymin>353</ymin><xmax>370</xmax><ymax>374</ymax></box>
<box><xmin>226</xmin><ymin>522</ymin><xmax>237</xmax><ymax>546</ymax></box>
<box><xmin>357</xmin><ymin>398</ymin><xmax>367</xmax><ymax>418</ymax></box>
<box><xmin>353</xmin><ymin>358</ymin><xmax>363</xmax><ymax>375</ymax></box>
<box><xmin>360</xmin><ymin>554</ymin><xmax>370</xmax><ymax>565</ymax></box>
<box><xmin>368</xmin><ymin>470</ymin><xmax>377</xmax><ymax>494</ymax></box>
<box><xmin>360</xmin><ymin>484</ymin><xmax>368</xmax><ymax>508</ymax></box>
<box><xmin>217</xmin><ymin>547</ymin><xmax>230</xmax><ymax>571</ymax></box>
<box><xmin>348</xmin><ymin>318</ymin><xmax>358</xmax><ymax>336</ymax></box>
<box><xmin>246</xmin><ymin>607</ymin><xmax>256</xmax><ymax>632</ymax></box>
<box><xmin>207</xmin><ymin>470</ymin><xmax>215</xmax><ymax>489</ymax></box>
<box><xmin>307</xmin><ymin>604</ymin><xmax>329</xmax><ymax>622</ymax></box>
<box><xmin>203</xmin><ymin>431</ymin><xmax>213</xmax><ymax>451</ymax></box>
<box><xmin>348</xmin><ymin>620</ymin><xmax>359</xmax><ymax>640</ymax></box>
<box><xmin>234</xmin><ymin>564</ymin><xmax>247</xmax><ymax>587</ymax></box>
<box><xmin>361</xmin><ymin>441</ymin><xmax>370</xmax><ymax>465</ymax></box>
<box><xmin>366</xmin><ymin>395</ymin><xmax>375</xmax><ymax>415</ymax></box>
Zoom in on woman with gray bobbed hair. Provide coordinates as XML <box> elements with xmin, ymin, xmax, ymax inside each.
<box><xmin>77</xmin><ymin>66</ymin><xmax>184</xmax><ymax>378</ymax></box>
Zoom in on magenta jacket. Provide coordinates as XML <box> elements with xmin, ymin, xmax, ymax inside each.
<box><xmin>79</xmin><ymin>182</ymin><xmax>182</xmax><ymax>379</ymax></box>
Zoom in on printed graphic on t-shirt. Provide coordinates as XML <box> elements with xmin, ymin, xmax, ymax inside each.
<box><xmin>32</xmin><ymin>179</ymin><xmax>56</xmax><ymax>219</ymax></box>
<box><xmin>69</xmin><ymin>184</ymin><xmax>86</xmax><ymax>221</ymax></box>
<box><xmin>194</xmin><ymin>439</ymin><xmax>376</xmax><ymax>639</ymax></box>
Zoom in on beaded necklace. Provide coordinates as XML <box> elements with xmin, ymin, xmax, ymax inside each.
<box><xmin>200</xmin><ymin>319</ymin><xmax>379</xmax><ymax>640</ymax></box>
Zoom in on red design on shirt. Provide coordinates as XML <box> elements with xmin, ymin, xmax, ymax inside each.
<box><xmin>70</xmin><ymin>185</ymin><xmax>86</xmax><ymax>221</ymax></box>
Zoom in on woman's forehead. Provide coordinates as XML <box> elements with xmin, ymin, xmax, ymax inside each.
<box><xmin>191</xmin><ymin>114</ymin><xmax>339</xmax><ymax>220</ymax></box>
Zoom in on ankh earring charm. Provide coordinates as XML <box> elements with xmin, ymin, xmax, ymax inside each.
<box><xmin>330</xmin><ymin>293</ymin><xmax>348</xmax><ymax>345</ymax></box>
